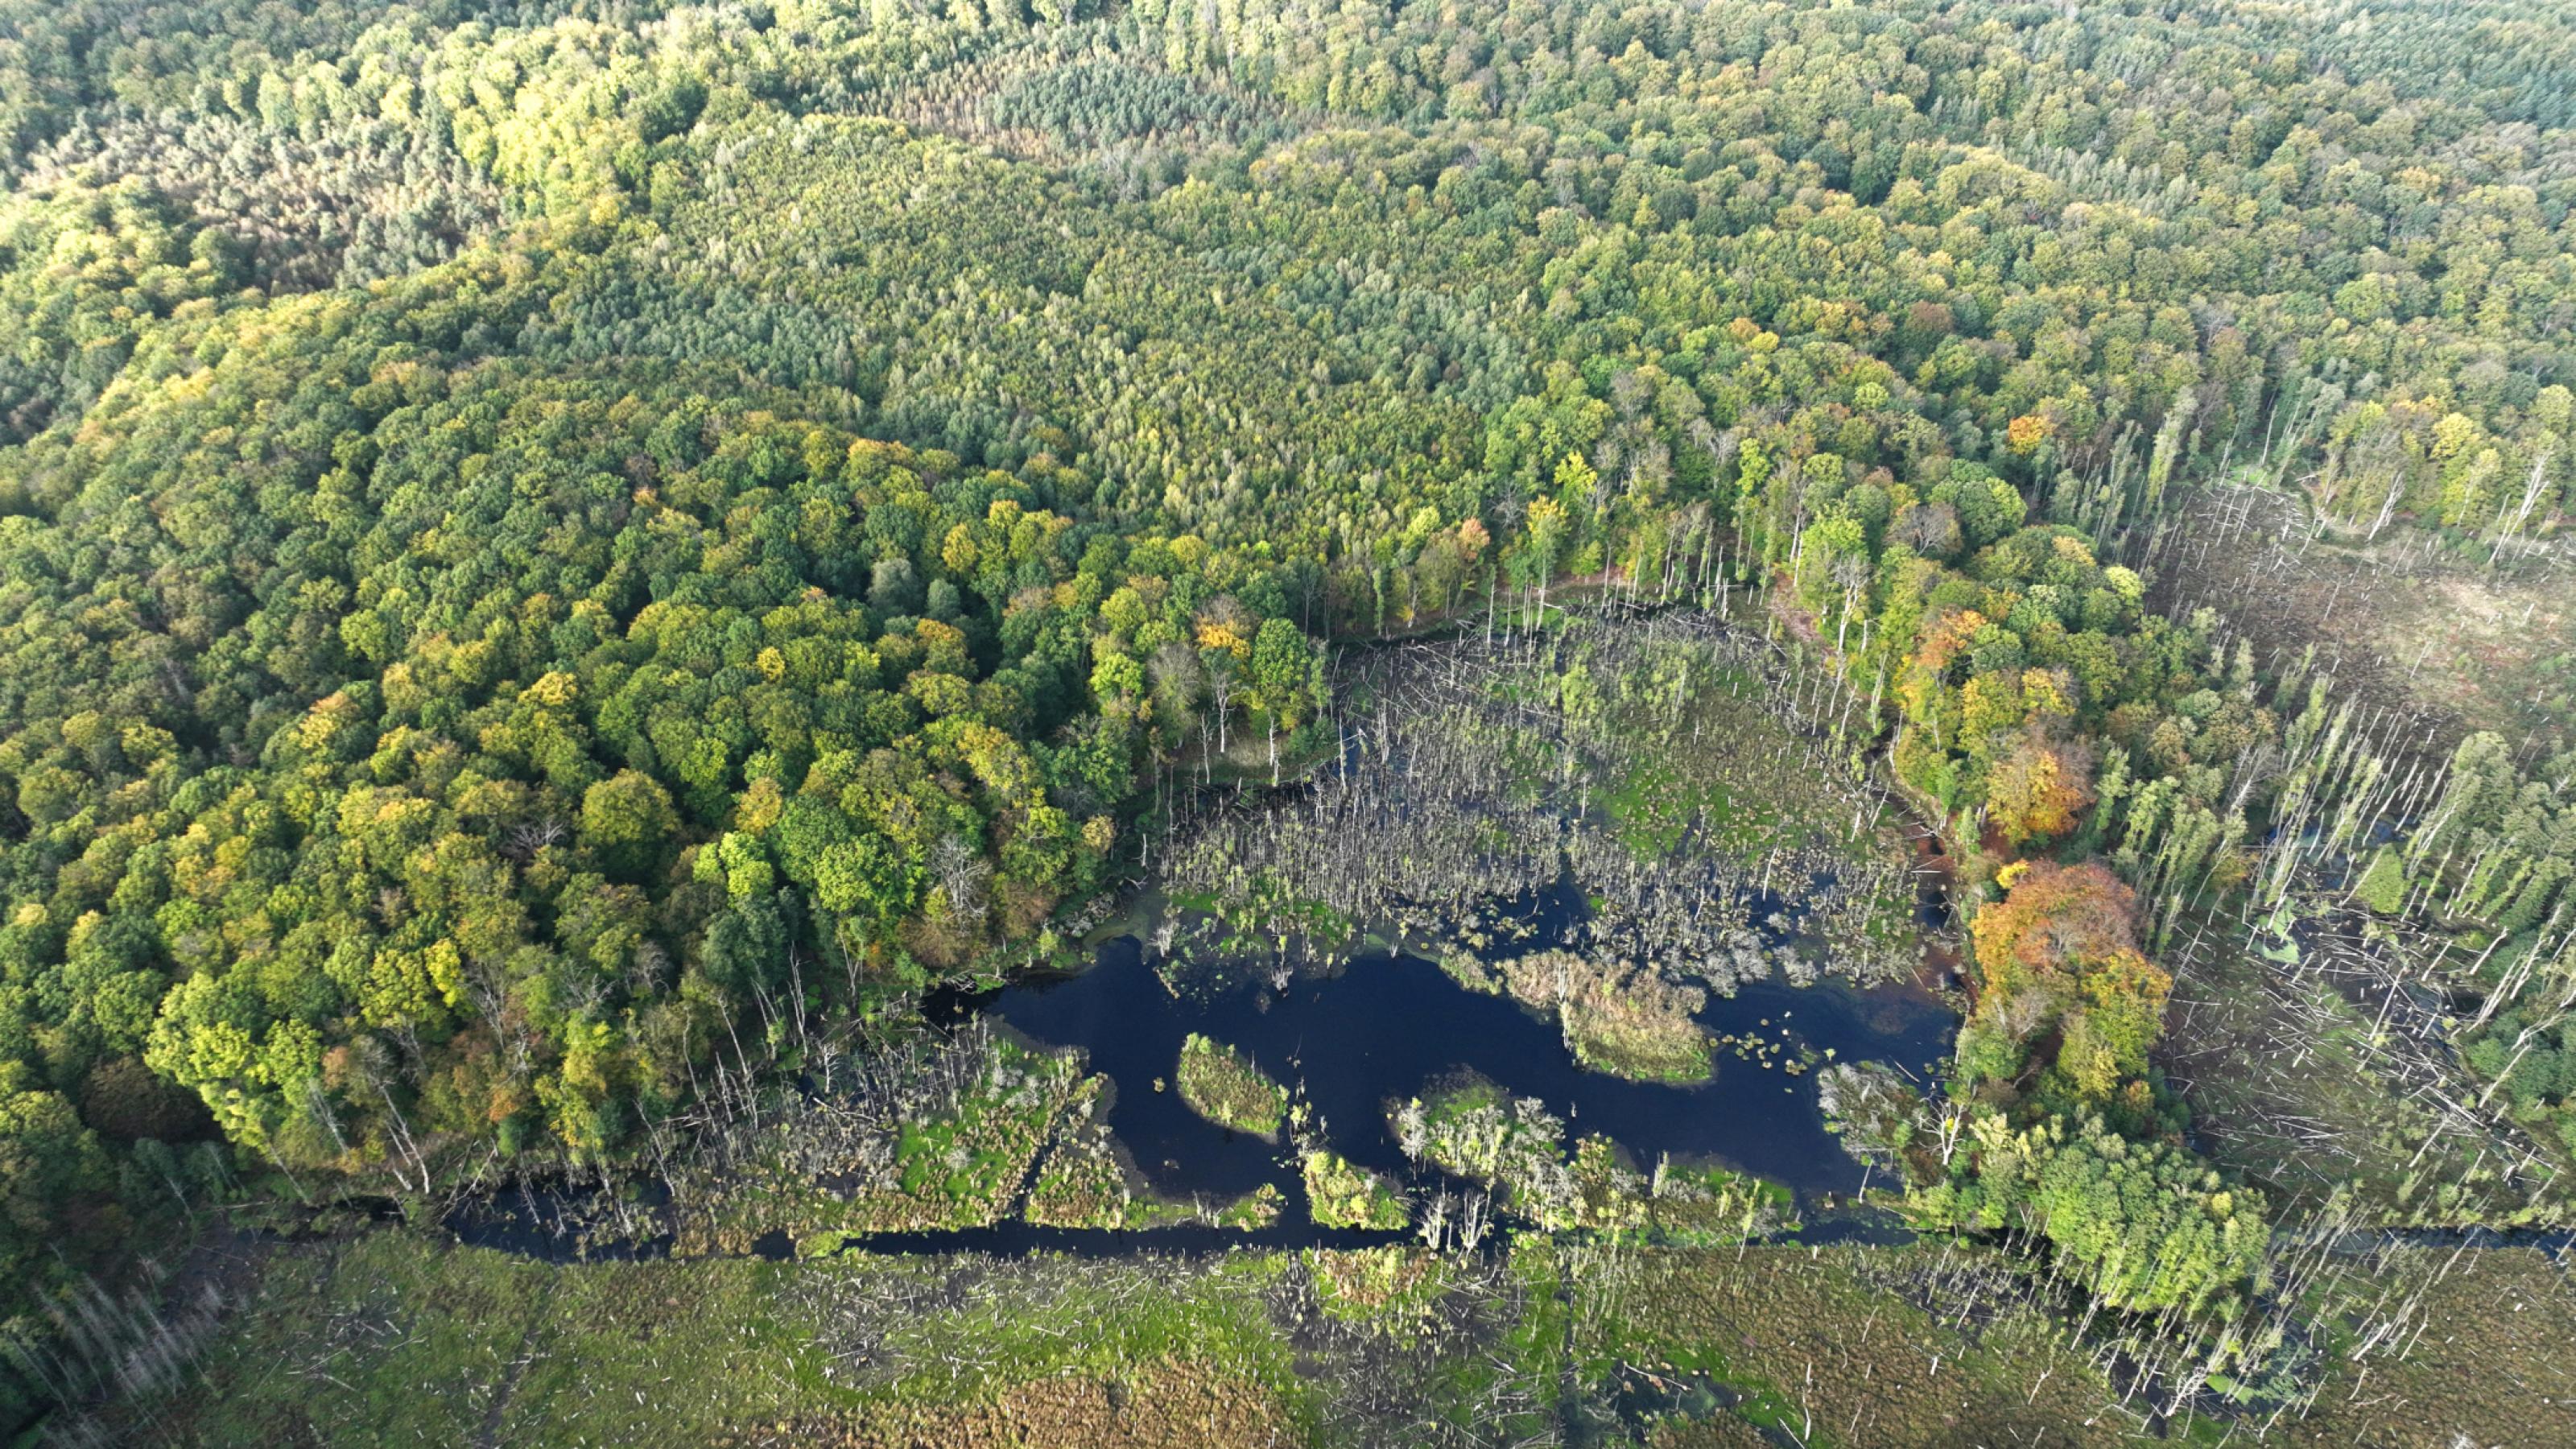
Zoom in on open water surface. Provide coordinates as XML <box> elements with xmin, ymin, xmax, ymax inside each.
<box><xmin>448</xmin><ymin>865</ymin><xmax>1958</xmax><ymax>1260</ymax></box>
<box><xmin>955</xmin><ymin>934</ymin><xmax>1955</xmax><ymax>1212</ymax></box>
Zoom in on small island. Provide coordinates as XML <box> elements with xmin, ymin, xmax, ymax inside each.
<box><xmin>1300</xmin><ymin>1150</ymin><xmax>1410</xmax><ymax>1230</ymax></box>
<box><xmin>1174</xmin><ymin>1032</ymin><xmax>1290</xmax><ymax>1139</ymax></box>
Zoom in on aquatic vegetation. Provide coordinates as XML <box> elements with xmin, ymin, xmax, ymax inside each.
<box><xmin>1302</xmin><ymin>1246</ymin><xmax>1446</xmax><ymax>1331</ymax></box>
<box><xmin>1174</xmin><ymin>1033</ymin><xmax>1289</xmax><ymax>1139</ymax></box>
<box><xmin>1402</xmin><ymin>1079</ymin><xmax>1649</xmax><ymax>1235</ymax></box>
<box><xmin>1404</xmin><ymin>1082</ymin><xmax>1563</xmax><ymax>1195</ymax></box>
<box><xmin>997</xmin><ymin>940</ymin><xmax>1946</xmax><ymax>1246</ymax></box>
<box><xmin>1816</xmin><ymin>1060</ymin><xmax>1932</xmax><ymax>1178</ymax></box>
<box><xmin>1440</xmin><ymin>946</ymin><xmax>1715</xmax><ymax>1083</ymax></box>
<box><xmin>1209</xmin><ymin>1181</ymin><xmax>1285</xmax><ymax>1232</ymax></box>
<box><xmin>1299</xmin><ymin>1150</ymin><xmax>1410</xmax><ymax>1232</ymax></box>
<box><xmin>1162</xmin><ymin>616</ymin><xmax>1922</xmax><ymax>993</ymax></box>
<box><xmin>675</xmin><ymin>1026</ymin><xmax>1096</xmax><ymax>1250</ymax></box>
<box><xmin>1019</xmin><ymin>1082</ymin><xmax>1170</xmax><ymax>1231</ymax></box>
<box><xmin>1643</xmin><ymin>1159</ymin><xmax>1798</xmax><ymax>1246</ymax></box>
<box><xmin>1567</xmin><ymin>1136</ymin><xmax>1653</xmax><ymax>1235</ymax></box>
<box><xmin>1403</xmin><ymin>1087</ymin><xmax>1782</xmax><ymax>1244</ymax></box>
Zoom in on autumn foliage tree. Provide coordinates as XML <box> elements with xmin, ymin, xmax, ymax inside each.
<box><xmin>1963</xmin><ymin>861</ymin><xmax>2173</xmax><ymax>1112</ymax></box>
<box><xmin>1985</xmin><ymin>733</ymin><xmax>2096</xmax><ymax>849</ymax></box>
<box><xmin>1909</xmin><ymin>863</ymin><xmax>2264</xmax><ymax>1320</ymax></box>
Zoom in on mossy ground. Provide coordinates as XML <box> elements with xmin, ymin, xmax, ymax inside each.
<box><xmin>1595</xmin><ymin>663</ymin><xmax>1803</xmax><ymax>862</ymax></box>
<box><xmin>1587</xmin><ymin>647</ymin><xmax>1909</xmax><ymax>886</ymax></box>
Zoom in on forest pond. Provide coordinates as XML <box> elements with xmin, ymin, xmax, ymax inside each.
<box><xmin>947</xmin><ymin>927</ymin><xmax>1952</xmax><ymax>1218</ymax></box>
<box><xmin>446</xmin><ymin>919</ymin><xmax>1954</xmax><ymax>1262</ymax></box>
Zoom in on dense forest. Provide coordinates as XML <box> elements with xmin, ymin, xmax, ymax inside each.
<box><xmin>2</xmin><ymin>0</ymin><xmax>2574</xmax><ymax>1441</ymax></box>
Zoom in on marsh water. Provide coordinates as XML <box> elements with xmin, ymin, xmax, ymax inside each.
<box><xmin>445</xmin><ymin>914</ymin><xmax>1952</xmax><ymax>1260</ymax></box>
<box><xmin>435</xmin><ymin>614</ymin><xmax>1973</xmax><ymax>1260</ymax></box>
<box><xmin>442</xmin><ymin>840</ymin><xmax>1963</xmax><ymax>1259</ymax></box>
<box><xmin>957</xmin><ymin>931</ymin><xmax>1951</xmax><ymax>1208</ymax></box>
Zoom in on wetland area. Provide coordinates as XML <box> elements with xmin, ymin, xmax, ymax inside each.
<box><xmin>445</xmin><ymin>881</ymin><xmax>1959</xmax><ymax>1262</ymax></box>
<box><xmin>436</xmin><ymin>615</ymin><xmax>1960</xmax><ymax>1265</ymax></box>
<box><xmin>68</xmin><ymin>609</ymin><xmax>2576</xmax><ymax>1448</ymax></box>
<box><xmin>970</xmin><ymin>926</ymin><xmax>1951</xmax><ymax>1215</ymax></box>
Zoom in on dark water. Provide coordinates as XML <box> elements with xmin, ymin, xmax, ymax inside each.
<box><xmin>946</xmin><ymin>936</ymin><xmax>1955</xmax><ymax>1209</ymax></box>
<box><xmin>446</xmin><ymin>1179</ymin><xmax>685</xmax><ymax>1261</ymax></box>
<box><xmin>444</xmin><ymin>915</ymin><xmax>1955</xmax><ymax>1261</ymax></box>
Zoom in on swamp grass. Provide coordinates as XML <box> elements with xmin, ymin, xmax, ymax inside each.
<box><xmin>1557</xmin><ymin>1241</ymin><xmax>2136</xmax><ymax>1447</ymax></box>
<box><xmin>70</xmin><ymin>1225</ymin><xmax>2576</xmax><ymax>1447</ymax></box>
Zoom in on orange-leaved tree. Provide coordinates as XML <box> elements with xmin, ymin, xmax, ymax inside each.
<box><xmin>1963</xmin><ymin>861</ymin><xmax>2170</xmax><ymax>1104</ymax></box>
<box><xmin>1984</xmin><ymin>732</ymin><xmax>2095</xmax><ymax>848</ymax></box>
